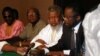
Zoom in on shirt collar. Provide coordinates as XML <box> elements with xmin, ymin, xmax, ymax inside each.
<box><xmin>73</xmin><ymin>22</ymin><xmax>81</xmax><ymax>33</ymax></box>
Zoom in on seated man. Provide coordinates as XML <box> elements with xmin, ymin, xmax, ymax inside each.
<box><xmin>46</xmin><ymin>5</ymin><xmax>84</xmax><ymax>56</ymax></box>
<box><xmin>29</xmin><ymin>5</ymin><xmax>63</xmax><ymax>56</ymax></box>
<box><xmin>20</xmin><ymin>7</ymin><xmax>46</xmax><ymax>41</ymax></box>
<box><xmin>19</xmin><ymin>7</ymin><xmax>46</xmax><ymax>47</ymax></box>
<box><xmin>0</xmin><ymin>7</ymin><xmax>26</xmax><ymax>56</ymax></box>
<box><xmin>0</xmin><ymin>7</ymin><xmax>24</xmax><ymax>40</ymax></box>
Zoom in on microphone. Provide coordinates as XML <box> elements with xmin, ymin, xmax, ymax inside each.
<box><xmin>24</xmin><ymin>43</ymin><xmax>35</xmax><ymax>56</ymax></box>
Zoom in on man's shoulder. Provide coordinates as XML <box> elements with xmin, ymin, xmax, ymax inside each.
<box><xmin>15</xmin><ymin>20</ymin><xmax>23</xmax><ymax>24</ymax></box>
<box><xmin>26</xmin><ymin>23</ymin><xmax>32</xmax><ymax>27</ymax></box>
<box><xmin>39</xmin><ymin>24</ymin><xmax>51</xmax><ymax>33</ymax></box>
<box><xmin>0</xmin><ymin>22</ymin><xmax>7</xmax><ymax>28</ymax></box>
<box><xmin>36</xmin><ymin>20</ymin><xmax>47</xmax><ymax>27</ymax></box>
<box><xmin>13</xmin><ymin>20</ymin><xmax>24</xmax><ymax>27</ymax></box>
<box><xmin>42</xmin><ymin>24</ymin><xmax>50</xmax><ymax>29</ymax></box>
<box><xmin>24</xmin><ymin>23</ymin><xmax>32</xmax><ymax>30</ymax></box>
<box><xmin>37</xmin><ymin>20</ymin><xmax>46</xmax><ymax>25</ymax></box>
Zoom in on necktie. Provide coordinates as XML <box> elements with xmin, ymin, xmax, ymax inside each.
<box><xmin>71</xmin><ymin>29</ymin><xmax>75</xmax><ymax>49</ymax></box>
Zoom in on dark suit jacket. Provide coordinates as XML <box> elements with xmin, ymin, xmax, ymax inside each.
<box><xmin>76</xmin><ymin>23</ymin><xmax>84</xmax><ymax>54</ymax></box>
<box><xmin>47</xmin><ymin>23</ymin><xmax>84</xmax><ymax>56</ymax></box>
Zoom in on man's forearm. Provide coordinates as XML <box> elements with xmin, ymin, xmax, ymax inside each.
<box><xmin>2</xmin><ymin>44</ymin><xmax>17</xmax><ymax>52</ymax></box>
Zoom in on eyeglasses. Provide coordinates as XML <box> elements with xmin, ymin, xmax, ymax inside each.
<box><xmin>4</xmin><ymin>16</ymin><xmax>12</xmax><ymax>18</ymax></box>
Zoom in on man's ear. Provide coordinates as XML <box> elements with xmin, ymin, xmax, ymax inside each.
<box><xmin>76</xmin><ymin>16</ymin><xmax>80</xmax><ymax>21</ymax></box>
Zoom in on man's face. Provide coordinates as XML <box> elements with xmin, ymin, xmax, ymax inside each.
<box><xmin>4</xmin><ymin>11</ymin><xmax>14</xmax><ymax>25</ymax></box>
<box><xmin>64</xmin><ymin>8</ymin><xmax>74</xmax><ymax>27</ymax></box>
<box><xmin>48</xmin><ymin>11</ymin><xmax>60</xmax><ymax>26</ymax></box>
<box><xmin>27</xmin><ymin>9</ymin><xmax>37</xmax><ymax>23</ymax></box>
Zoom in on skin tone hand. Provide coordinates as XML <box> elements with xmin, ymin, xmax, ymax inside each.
<box><xmin>35</xmin><ymin>39</ymin><xmax>47</xmax><ymax>50</ymax></box>
<box><xmin>16</xmin><ymin>47</ymin><xmax>28</xmax><ymax>56</ymax></box>
<box><xmin>36</xmin><ymin>44</ymin><xmax>46</xmax><ymax>50</ymax></box>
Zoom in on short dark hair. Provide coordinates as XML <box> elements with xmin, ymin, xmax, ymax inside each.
<box><xmin>48</xmin><ymin>5</ymin><xmax>63</xmax><ymax>21</ymax></box>
<box><xmin>27</xmin><ymin>8</ymin><xmax>40</xmax><ymax>20</ymax></box>
<box><xmin>64</xmin><ymin>4</ymin><xmax>80</xmax><ymax>19</ymax></box>
<box><xmin>12</xmin><ymin>9</ymin><xmax>19</xmax><ymax>19</ymax></box>
<box><xmin>2</xmin><ymin>7</ymin><xmax>13</xmax><ymax>18</ymax></box>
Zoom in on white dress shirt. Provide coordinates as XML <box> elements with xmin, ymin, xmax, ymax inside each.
<box><xmin>83</xmin><ymin>4</ymin><xmax>100</xmax><ymax>56</ymax></box>
<box><xmin>31</xmin><ymin>23</ymin><xmax>63</xmax><ymax>48</ymax></box>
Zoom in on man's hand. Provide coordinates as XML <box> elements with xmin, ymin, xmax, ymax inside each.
<box><xmin>36</xmin><ymin>39</ymin><xmax>46</xmax><ymax>44</ymax></box>
<box><xmin>36</xmin><ymin>44</ymin><xmax>46</xmax><ymax>50</ymax></box>
<box><xmin>47</xmin><ymin>51</ymin><xmax>64</xmax><ymax>56</ymax></box>
<box><xmin>16</xmin><ymin>47</ymin><xmax>27</xmax><ymax>56</ymax></box>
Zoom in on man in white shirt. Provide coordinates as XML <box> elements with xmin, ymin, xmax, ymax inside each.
<box><xmin>83</xmin><ymin>4</ymin><xmax>100</xmax><ymax>56</ymax></box>
<box><xmin>47</xmin><ymin>5</ymin><xmax>84</xmax><ymax>56</ymax></box>
<box><xmin>30</xmin><ymin>5</ymin><xmax>63</xmax><ymax>55</ymax></box>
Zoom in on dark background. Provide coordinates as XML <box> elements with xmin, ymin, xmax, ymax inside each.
<box><xmin>54</xmin><ymin>0</ymin><xmax>100</xmax><ymax>18</ymax></box>
<box><xmin>0</xmin><ymin>0</ymin><xmax>99</xmax><ymax>24</ymax></box>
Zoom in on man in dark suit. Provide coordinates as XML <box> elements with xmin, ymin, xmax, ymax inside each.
<box><xmin>46</xmin><ymin>5</ymin><xmax>84</xmax><ymax>56</ymax></box>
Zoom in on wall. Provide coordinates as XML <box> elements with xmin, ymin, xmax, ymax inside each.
<box><xmin>0</xmin><ymin>0</ymin><xmax>53</xmax><ymax>25</ymax></box>
<box><xmin>32</xmin><ymin>0</ymin><xmax>53</xmax><ymax>22</ymax></box>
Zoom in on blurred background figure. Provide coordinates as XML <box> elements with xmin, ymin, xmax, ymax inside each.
<box><xmin>83</xmin><ymin>3</ymin><xmax>100</xmax><ymax>56</ymax></box>
<box><xmin>20</xmin><ymin>7</ymin><xmax>46</xmax><ymax>43</ymax></box>
<box><xmin>0</xmin><ymin>7</ymin><xmax>27</xmax><ymax>56</ymax></box>
<box><xmin>0</xmin><ymin>7</ymin><xmax>24</xmax><ymax>41</ymax></box>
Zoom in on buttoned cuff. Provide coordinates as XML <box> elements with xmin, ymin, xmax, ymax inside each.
<box><xmin>43</xmin><ymin>48</ymin><xmax>49</xmax><ymax>54</ymax></box>
<box><xmin>63</xmin><ymin>50</ymin><xmax>70</xmax><ymax>55</ymax></box>
<box><xmin>0</xmin><ymin>41</ymin><xmax>8</xmax><ymax>53</ymax></box>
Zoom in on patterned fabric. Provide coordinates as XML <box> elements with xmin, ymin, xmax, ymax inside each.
<box><xmin>0</xmin><ymin>20</ymin><xmax>24</xmax><ymax>40</ymax></box>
